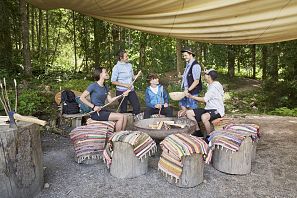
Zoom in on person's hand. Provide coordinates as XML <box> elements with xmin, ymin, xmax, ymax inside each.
<box><xmin>186</xmin><ymin>93</ymin><xmax>192</xmax><ymax>98</ymax></box>
<box><xmin>94</xmin><ymin>106</ymin><xmax>102</xmax><ymax>112</ymax></box>
<box><xmin>178</xmin><ymin>72</ymin><xmax>182</xmax><ymax>78</ymax></box>
<box><xmin>164</xmin><ymin>103</ymin><xmax>168</xmax><ymax>108</ymax></box>
<box><xmin>125</xmin><ymin>84</ymin><xmax>132</xmax><ymax>89</ymax></box>
<box><xmin>135</xmin><ymin>71</ymin><xmax>142</xmax><ymax>79</ymax></box>
<box><xmin>155</xmin><ymin>104</ymin><xmax>162</xmax><ymax>109</ymax></box>
<box><xmin>178</xmin><ymin>109</ymin><xmax>186</xmax><ymax>117</ymax></box>
<box><xmin>184</xmin><ymin>88</ymin><xmax>189</xmax><ymax>95</ymax></box>
<box><xmin>123</xmin><ymin>89</ymin><xmax>131</xmax><ymax>96</ymax></box>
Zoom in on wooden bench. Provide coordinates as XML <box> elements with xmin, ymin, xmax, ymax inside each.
<box><xmin>55</xmin><ymin>90</ymin><xmax>88</xmax><ymax>130</ymax></box>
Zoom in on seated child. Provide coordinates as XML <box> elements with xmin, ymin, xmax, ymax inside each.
<box><xmin>144</xmin><ymin>74</ymin><xmax>173</xmax><ymax>119</ymax></box>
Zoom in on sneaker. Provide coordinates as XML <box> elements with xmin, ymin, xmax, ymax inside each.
<box><xmin>193</xmin><ymin>130</ymin><xmax>204</xmax><ymax>137</ymax></box>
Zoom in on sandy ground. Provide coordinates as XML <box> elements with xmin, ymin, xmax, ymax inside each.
<box><xmin>37</xmin><ymin>115</ymin><xmax>297</xmax><ymax>198</ymax></box>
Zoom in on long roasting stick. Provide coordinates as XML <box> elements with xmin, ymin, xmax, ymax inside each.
<box><xmin>116</xmin><ymin>71</ymin><xmax>142</xmax><ymax>112</ymax></box>
<box><xmin>85</xmin><ymin>94</ymin><xmax>124</xmax><ymax>115</ymax></box>
<box><xmin>14</xmin><ymin>79</ymin><xmax>17</xmax><ymax>112</ymax></box>
<box><xmin>0</xmin><ymin>81</ymin><xmax>10</xmax><ymax>113</ymax></box>
<box><xmin>3</xmin><ymin>78</ymin><xmax>11</xmax><ymax>111</ymax></box>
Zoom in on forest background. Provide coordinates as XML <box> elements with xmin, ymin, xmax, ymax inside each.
<box><xmin>0</xmin><ymin>1</ymin><xmax>296</xmax><ymax>120</ymax></box>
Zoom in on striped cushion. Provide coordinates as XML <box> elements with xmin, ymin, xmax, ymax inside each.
<box><xmin>70</xmin><ymin>121</ymin><xmax>115</xmax><ymax>163</ymax></box>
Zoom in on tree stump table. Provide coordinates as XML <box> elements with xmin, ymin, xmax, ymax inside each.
<box><xmin>165</xmin><ymin>153</ymin><xmax>204</xmax><ymax>188</ymax></box>
<box><xmin>0</xmin><ymin>122</ymin><xmax>44</xmax><ymax>198</ymax></box>
<box><xmin>110</xmin><ymin>142</ymin><xmax>148</xmax><ymax>179</ymax></box>
<box><xmin>212</xmin><ymin>137</ymin><xmax>253</xmax><ymax>175</ymax></box>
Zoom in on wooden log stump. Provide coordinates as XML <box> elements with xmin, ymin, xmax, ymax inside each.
<box><xmin>212</xmin><ymin>137</ymin><xmax>253</xmax><ymax>175</ymax></box>
<box><xmin>165</xmin><ymin>153</ymin><xmax>204</xmax><ymax>188</ymax></box>
<box><xmin>251</xmin><ymin>142</ymin><xmax>257</xmax><ymax>162</ymax></box>
<box><xmin>0</xmin><ymin>122</ymin><xmax>44</xmax><ymax>198</ymax></box>
<box><xmin>110</xmin><ymin>142</ymin><xmax>148</xmax><ymax>179</ymax></box>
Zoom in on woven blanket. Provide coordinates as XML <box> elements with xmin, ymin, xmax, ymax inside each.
<box><xmin>158</xmin><ymin>133</ymin><xmax>209</xmax><ymax>182</ymax></box>
<box><xmin>223</xmin><ymin>123</ymin><xmax>260</xmax><ymax>141</ymax></box>
<box><xmin>206</xmin><ymin>129</ymin><xmax>250</xmax><ymax>163</ymax></box>
<box><xmin>103</xmin><ymin>131</ymin><xmax>157</xmax><ymax>168</ymax></box>
<box><xmin>70</xmin><ymin>121</ymin><xmax>115</xmax><ymax>163</ymax></box>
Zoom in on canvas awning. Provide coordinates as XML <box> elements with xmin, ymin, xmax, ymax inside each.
<box><xmin>26</xmin><ymin>0</ymin><xmax>297</xmax><ymax>44</ymax></box>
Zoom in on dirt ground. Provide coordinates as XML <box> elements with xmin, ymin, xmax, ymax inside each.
<box><xmin>37</xmin><ymin>115</ymin><xmax>297</xmax><ymax>198</ymax></box>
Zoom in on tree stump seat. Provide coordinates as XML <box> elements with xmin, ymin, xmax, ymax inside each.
<box><xmin>104</xmin><ymin>131</ymin><xmax>157</xmax><ymax>179</ymax></box>
<box><xmin>0</xmin><ymin>122</ymin><xmax>44</xmax><ymax>198</ymax></box>
<box><xmin>158</xmin><ymin>134</ymin><xmax>208</xmax><ymax>188</ymax></box>
<box><xmin>165</xmin><ymin>153</ymin><xmax>204</xmax><ymax>188</ymax></box>
<box><xmin>212</xmin><ymin>137</ymin><xmax>253</xmax><ymax>175</ymax></box>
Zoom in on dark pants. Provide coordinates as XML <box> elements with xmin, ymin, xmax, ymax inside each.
<box><xmin>193</xmin><ymin>108</ymin><xmax>221</xmax><ymax>122</ymax></box>
<box><xmin>144</xmin><ymin>106</ymin><xmax>173</xmax><ymax>119</ymax></box>
<box><xmin>116</xmin><ymin>90</ymin><xmax>141</xmax><ymax>115</ymax></box>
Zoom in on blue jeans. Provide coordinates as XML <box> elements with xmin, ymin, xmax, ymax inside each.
<box><xmin>179</xmin><ymin>95</ymin><xmax>198</xmax><ymax>109</ymax></box>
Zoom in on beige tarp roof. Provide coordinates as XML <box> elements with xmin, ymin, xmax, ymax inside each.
<box><xmin>27</xmin><ymin>0</ymin><xmax>297</xmax><ymax>44</ymax></box>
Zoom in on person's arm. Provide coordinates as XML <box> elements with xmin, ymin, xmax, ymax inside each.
<box><xmin>80</xmin><ymin>89</ymin><xmax>101</xmax><ymax>112</ymax></box>
<box><xmin>163</xmin><ymin>87</ymin><xmax>169</xmax><ymax>107</ymax></box>
<box><xmin>111</xmin><ymin>65</ymin><xmax>130</xmax><ymax>88</ymax></box>
<box><xmin>187</xmin><ymin>64</ymin><xmax>201</xmax><ymax>92</ymax></box>
<box><xmin>107</xmin><ymin>90</ymin><xmax>130</xmax><ymax>103</ymax></box>
<box><xmin>145</xmin><ymin>89</ymin><xmax>155</xmax><ymax>108</ymax></box>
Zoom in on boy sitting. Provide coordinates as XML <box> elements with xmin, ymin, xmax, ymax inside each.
<box><xmin>144</xmin><ymin>74</ymin><xmax>173</xmax><ymax>119</ymax></box>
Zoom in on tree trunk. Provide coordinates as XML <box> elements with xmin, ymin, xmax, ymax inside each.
<box><xmin>20</xmin><ymin>0</ymin><xmax>32</xmax><ymax>77</ymax></box>
<box><xmin>227</xmin><ymin>45</ymin><xmax>235</xmax><ymax>78</ymax></box>
<box><xmin>251</xmin><ymin>44</ymin><xmax>256</xmax><ymax>79</ymax></box>
<box><xmin>93</xmin><ymin>18</ymin><xmax>100</xmax><ymax>67</ymax></box>
<box><xmin>30</xmin><ymin>6</ymin><xmax>35</xmax><ymax>52</ymax></box>
<box><xmin>37</xmin><ymin>9</ymin><xmax>43</xmax><ymax>59</ymax></box>
<box><xmin>176</xmin><ymin>39</ymin><xmax>183</xmax><ymax>74</ymax></box>
<box><xmin>0</xmin><ymin>0</ymin><xmax>13</xmax><ymax>72</ymax></box>
<box><xmin>139</xmin><ymin>32</ymin><xmax>148</xmax><ymax>70</ymax></box>
<box><xmin>72</xmin><ymin>11</ymin><xmax>77</xmax><ymax>70</ymax></box>
<box><xmin>270</xmin><ymin>44</ymin><xmax>279</xmax><ymax>81</ymax></box>
<box><xmin>261</xmin><ymin>45</ymin><xmax>268</xmax><ymax>80</ymax></box>
<box><xmin>45</xmin><ymin>10</ymin><xmax>49</xmax><ymax>63</ymax></box>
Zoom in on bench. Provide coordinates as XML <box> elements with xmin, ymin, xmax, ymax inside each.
<box><xmin>55</xmin><ymin>90</ymin><xmax>88</xmax><ymax>130</ymax></box>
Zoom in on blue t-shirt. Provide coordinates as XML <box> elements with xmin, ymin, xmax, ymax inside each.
<box><xmin>87</xmin><ymin>82</ymin><xmax>109</xmax><ymax>106</ymax></box>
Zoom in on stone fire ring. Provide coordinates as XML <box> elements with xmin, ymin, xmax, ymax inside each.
<box><xmin>133</xmin><ymin>117</ymin><xmax>196</xmax><ymax>140</ymax></box>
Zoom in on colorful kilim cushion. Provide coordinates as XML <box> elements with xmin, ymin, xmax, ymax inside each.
<box><xmin>158</xmin><ymin>133</ymin><xmax>209</xmax><ymax>182</ymax></box>
<box><xmin>103</xmin><ymin>131</ymin><xmax>157</xmax><ymax>168</ymax></box>
<box><xmin>70</xmin><ymin>121</ymin><xmax>115</xmax><ymax>163</ymax></box>
<box><xmin>223</xmin><ymin>123</ymin><xmax>260</xmax><ymax>141</ymax></box>
<box><xmin>206</xmin><ymin>129</ymin><xmax>251</xmax><ymax>163</ymax></box>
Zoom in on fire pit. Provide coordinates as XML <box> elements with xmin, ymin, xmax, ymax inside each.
<box><xmin>133</xmin><ymin>117</ymin><xmax>196</xmax><ymax>139</ymax></box>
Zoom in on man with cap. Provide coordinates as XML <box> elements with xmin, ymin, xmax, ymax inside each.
<box><xmin>185</xmin><ymin>69</ymin><xmax>225</xmax><ymax>139</ymax></box>
<box><xmin>178</xmin><ymin>47</ymin><xmax>203</xmax><ymax>117</ymax></box>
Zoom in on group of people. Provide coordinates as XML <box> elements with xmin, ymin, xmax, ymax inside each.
<box><xmin>80</xmin><ymin>48</ymin><xmax>225</xmax><ymax>138</ymax></box>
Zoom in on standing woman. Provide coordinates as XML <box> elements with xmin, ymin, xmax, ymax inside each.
<box><xmin>111</xmin><ymin>49</ymin><xmax>141</xmax><ymax>115</ymax></box>
<box><xmin>80</xmin><ymin>67</ymin><xmax>129</xmax><ymax>132</ymax></box>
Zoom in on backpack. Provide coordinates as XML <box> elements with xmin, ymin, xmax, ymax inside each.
<box><xmin>61</xmin><ymin>90</ymin><xmax>80</xmax><ymax>114</ymax></box>
<box><xmin>75</xmin><ymin>96</ymin><xmax>92</xmax><ymax>113</ymax></box>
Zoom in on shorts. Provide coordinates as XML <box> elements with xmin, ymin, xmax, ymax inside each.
<box><xmin>179</xmin><ymin>95</ymin><xmax>198</xmax><ymax>109</ymax></box>
<box><xmin>193</xmin><ymin>108</ymin><xmax>221</xmax><ymax>122</ymax></box>
<box><xmin>90</xmin><ymin>109</ymin><xmax>111</xmax><ymax>121</ymax></box>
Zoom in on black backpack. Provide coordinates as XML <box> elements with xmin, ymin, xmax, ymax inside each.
<box><xmin>61</xmin><ymin>90</ymin><xmax>80</xmax><ymax>114</ymax></box>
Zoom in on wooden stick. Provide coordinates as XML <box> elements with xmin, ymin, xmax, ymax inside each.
<box><xmin>14</xmin><ymin>79</ymin><xmax>17</xmax><ymax>112</ymax></box>
<box><xmin>116</xmin><ymin>71</ymin><xmax>142</xmax><ymax>112</ymax></box>
<box><xmin>3</xmin><ymin>78</ymin><xmax>11</xmax><ymax>111</ymax></box>
<box><xmin>0</xmin><ymin>96</ymin><xmax>9</xmax><ymax>116</ymax></box>
<box><xmin>86</xmin><ymin>94</ymin><xmax>124</xmax><ymax>115</ymax></box>
<box><xmin>0</xmin><ymin>82</ymin><xmax>10</xmax><ymax>113</ymax></box>
<box><xmin>13</xmin><ymin>113</ymin><xmax>47</xmax><ymax>126</ymax></box>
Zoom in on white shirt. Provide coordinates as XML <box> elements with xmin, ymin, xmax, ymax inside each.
<box><xmin>150</xmin><ymin>86</ymin><xmax>159</xmax><ymax>94</ymax></box>
<box><xmin>203</xmin><ymin>81</ymin><xmax>225</xmax><ymax>116</ymax></box>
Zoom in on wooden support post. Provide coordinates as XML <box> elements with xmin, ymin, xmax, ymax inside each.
<box><xmin>165</xmin><ymin>153</ymin><xmax>204</xmax><ymax>188</ymax></box>
<box><xmin>212</xmin><ymin>137</ymin><xmax>253</xmax><ymax>175</ymax></box>
<box><xmin>0</xmin><ymin>122</ymin><xmax>44</xmax><ymax>198</ymax></box>
<box><xmin>110</xmin><ymin>142</ymin><xmax>148</xmax><ymax>179</ymax></box>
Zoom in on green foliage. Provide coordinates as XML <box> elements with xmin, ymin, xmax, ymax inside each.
<box><xmin>261</xmin><ymin>79</ymin><xmax>297</xmax><ymax>109</ymax></box>
<box><xmin>18</xmin><ymin>89</ymin><xmax>53</xmax><ymax>116</ymax></box>
<box><xmin>269</xmin><ymin>107</ymin><xmax>297</xmax><ymax>117</ymax></box>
